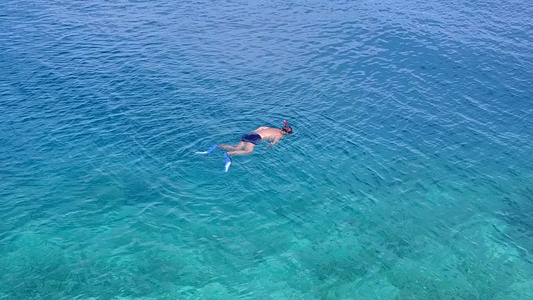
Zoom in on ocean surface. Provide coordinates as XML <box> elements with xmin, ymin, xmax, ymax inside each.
<box><xmin>1</xmin><ymin>0</ymin><xmax>532</xmax><ymax>299</ymax></box>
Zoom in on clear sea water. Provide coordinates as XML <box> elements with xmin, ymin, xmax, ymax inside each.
<box><xmin>1</xmin><ymin>0</ymin><xmax>532</xmax><ymax>299</ymax></box>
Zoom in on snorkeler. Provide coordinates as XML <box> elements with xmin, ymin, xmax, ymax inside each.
<box><xmin>218</xmin><ymin>120</ymin><xmax>293</xmax><ymax>156</ymax></box>
<box><xmin>196</xmin><ymin>120</ymin><xmax>293</xmax><ymax>172</ymax></box>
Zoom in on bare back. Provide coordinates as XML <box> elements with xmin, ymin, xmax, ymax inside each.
<box><xmin>253</xmin><ymin>127</ymin><xmax>284</xmax><ymax>141</ymax></box>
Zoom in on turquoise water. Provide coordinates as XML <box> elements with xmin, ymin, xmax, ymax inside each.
<box><xmin>1</xmin><ymin>0</ymin><xmax>532</xmax><ymax>298</ymax></box>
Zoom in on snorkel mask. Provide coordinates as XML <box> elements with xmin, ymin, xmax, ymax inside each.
<box><xmin>282</xmin><ymin>120</ymin><xmax>293</xmax><ymax>134</ymax></box>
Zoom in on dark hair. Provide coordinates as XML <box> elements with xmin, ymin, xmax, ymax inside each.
<box><xmin>282</xmin><ymin>125</ymin><xmax>293</xmax><ymax>134</ymax></box>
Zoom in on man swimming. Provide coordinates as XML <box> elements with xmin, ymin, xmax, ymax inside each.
<box><xmin>218</xmin><ymin>121</ymin><xmax>293</xmax><ymax>156</ymax></box>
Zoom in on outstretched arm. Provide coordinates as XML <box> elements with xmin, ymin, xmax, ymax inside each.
<box><xmin>269</xmin><ymin>136</ymin><xmax>281</xmax><ymax>146</ymax></box>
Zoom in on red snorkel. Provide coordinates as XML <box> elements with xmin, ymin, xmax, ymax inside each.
<box><xmin>282</xmin><ymin>120</ymin><xmax>292</xmax><ymax>134</ymax></box>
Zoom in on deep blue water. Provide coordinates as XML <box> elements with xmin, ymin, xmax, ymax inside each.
<box><xmin>1</xmin><ymin>0</ymin><xmax>532</xmax><ymax>299</ymax></box>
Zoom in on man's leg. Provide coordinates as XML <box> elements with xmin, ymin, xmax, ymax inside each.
<box><xmin>219</xmin><ymin>142</ymin><xmax>245</xmax><ymax>151</ymax></box>
<box><xmin>227</xmin><ymin>143</ymin><xmax>255</xmax><ymax>156</ymax></box>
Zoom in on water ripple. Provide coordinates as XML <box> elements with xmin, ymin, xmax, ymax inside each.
<box><xmin>1</xmin><ymin>0</ymin><xmax>532</xmax><ymax>298</ymax></box>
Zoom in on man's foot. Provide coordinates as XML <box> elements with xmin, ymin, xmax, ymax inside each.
<box><xmin>195</xmin><ymin>144</ymin><xmax>218</xmax><ymax>155</ymax></box>
<box><xmin>224</xmin><ymin>152</ymin><xmax>232</xmax><ymax>172</ymax></box>
<box><xmin>206</xmin><ymin>144</ymin><xmax>218</xmax><ymax>154</ymax></box>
